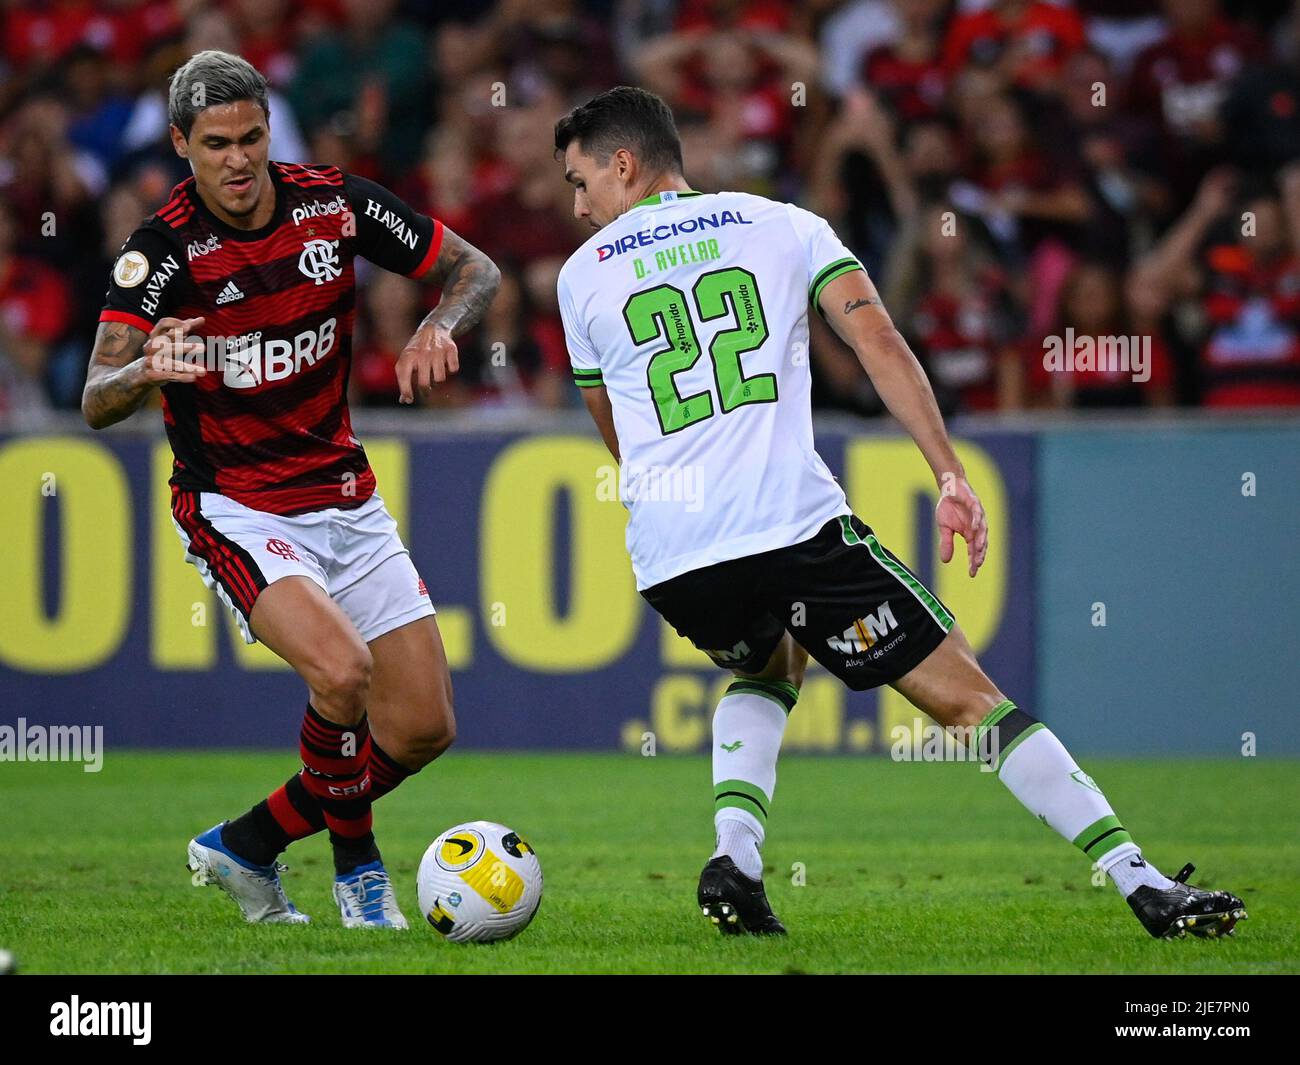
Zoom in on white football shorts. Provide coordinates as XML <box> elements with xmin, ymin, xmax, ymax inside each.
<box><xmin>170</xmin><ymin>488</ymin><xmax>435</xmax><ymax>645</ymax></box>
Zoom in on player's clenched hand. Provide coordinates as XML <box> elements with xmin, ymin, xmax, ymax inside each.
<box><xmin>936</xmin><ymin>473</ymin><xmax>988</xmax><ymax>578</ymax></box>
<box><xmin>396</xmin><ymin>323</ymin><xmax>459</xmax><ymax>403</ymax></box>
<box><xmin>140</xmin><ymin>317</ymin><xmax>207</xmax><ymax>384</ymax></box>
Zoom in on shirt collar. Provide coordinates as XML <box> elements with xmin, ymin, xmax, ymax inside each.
<box><xmin>629</xmin><ymin>189</ymin><xmax>703</xmax><ymax>210</ymax></box>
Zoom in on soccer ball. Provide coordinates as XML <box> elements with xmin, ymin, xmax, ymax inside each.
<box><xmin>417</xmin><ymin>821</ymin><xmax>542</xmax><ymax>942</ymax></box>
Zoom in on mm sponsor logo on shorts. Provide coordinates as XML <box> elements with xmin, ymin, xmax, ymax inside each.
<box><xmin>220</xmin><ymin>317</ymin><xmax>337</xmax><ymax>389</ymax></box>
<box><xmin>0</xmin><ymin>719</ymin><xmax>103</xmax><ymax>773</ymax></box>
<box><xmin>827</xmin><ymin>602</ymin><xmax>899</xmax><ymax>654</ymax></box>
<box><xmin>50</xmin><ymin>997</ymin><xmax>151</xmax><ymax>1045</ymax></box>
<box><xmin>704</xmin><ymin>639</ymin><xmax>751</xmax><ymax>665</ymax></box>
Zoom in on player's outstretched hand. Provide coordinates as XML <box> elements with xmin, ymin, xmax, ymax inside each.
<box><xmin>936</xmin><ymin>473</ymin><xmax>988</xmax><ymax>578</ymax></box>
<box><xmin>397</xmin><ymin>323</ymin><xmax>459</xmax><ymax>403</ymax></box>
<box><xmin>141</xmin><ymin>317</ymin><xmax>207</xmax><ymax>384</ymax></box>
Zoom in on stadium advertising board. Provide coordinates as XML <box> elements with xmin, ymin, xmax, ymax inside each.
<box><xmin>0</xmin><ymin>430</ymin><xmax>1035</xmax><ymax>751</ymax></box>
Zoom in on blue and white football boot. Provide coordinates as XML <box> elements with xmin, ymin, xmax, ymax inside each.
<box><xmin>186</xmin><ymin>821</ymin><xmax>311</xmax><ymax>924</ymax></box>
<box><xmin>333</xmin><ymin>860</ymin><xmax>409</xmax><ymax>929</ymax></box>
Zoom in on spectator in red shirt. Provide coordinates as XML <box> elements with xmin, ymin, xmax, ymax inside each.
<box><xmin>0</xmin><ymin>195</ymin><xmax>72</xmax><ymax>424</ymax></box>
<box><xmin>942</xmin><ymin>0</ymin><xmax>1086</xmax><ymax>96</ymax></box>
<box><xmin>637</xmin><ymin>21</ymin><xmax>818</xmax><ymax>193</ymax></box>
<box><xmin>230</xmin><ymin>0</ymin><xmax>305</xmax><ymax>90</ymax></box>
<box><xmin>1029</xmin><ymin>260</ymin><xmax>1174</xmax><ymax>407</ymax></box>
<box><xmin>3</xmin><ymin>0</ymin><xmax>178</xmax><ymax>73</ymax></box>
<box><xmin>459</xmin><ymin>264</ymin><xmax>570</xmax><ymax>409</ymax></box>
<box><xmin>1128</xmin><ymin>0</ymin><xmax>1268</xmax><ymax>203</ymax></box>
<box><xmin>675</xmin><ymin>0</ymin><xmax>792</xmax><ymax>35</ymax></box>
<box><xmin>1042</xmin><ymin>47</ymin><xmax>1172</xmax><ymax>262</ymax></box>
<box><xmin>885</xmin><ymin>202</ymin><xmax>1024</xmax><ymax>412</ymax></box>
<box><xmin>352</xmin><ymin>269</ymin><xmax>458</xmax><ymax>408</ymax></box>
<box><xmin>861</xmin><ymin>0</ymin><xmax>949</xmax><ymax>124</ymax></box>
<box><xmin>1131</xmin><ymin>166</ymin><xmax>1300</xmax><ymax>407</ymax></box>
<box><xmin>952</xmin><ymin>92</ymin><xmax>1090</xmax><ymax>261</ymax></box>
<box><xmin>0</xmin><ymin>96</ymin><xmax>99</xmax><ymax>272</ymax></box>
<box><xmin>395</xmin><ymin>128</ymin><xmax>483</xmax><ymax>249</ymax></box>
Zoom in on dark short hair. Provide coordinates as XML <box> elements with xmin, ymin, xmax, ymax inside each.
<box><xmin>168</xmin><ymin>50</ymin><xmax>269</xmax><ymax>139</ymax></box>
<box><xmin>554</xmin><ymin>86</ymin><xmax>683</xmax><ymax>174</ymax></box>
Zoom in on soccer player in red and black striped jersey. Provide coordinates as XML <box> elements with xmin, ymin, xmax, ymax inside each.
<box><xmin>82</xmin><ymin>50</ymin><xmax>501</xmax><ymax>928</ymax></box>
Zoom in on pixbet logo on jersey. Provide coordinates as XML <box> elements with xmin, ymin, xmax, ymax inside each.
<box><xmin>187</xmin><ymin>233</ymin><xmax>222</xmax><ymax>261</ymax></box>
<box><xmin>220</xmin><ymin>318</ymin><xmax>337</xmax><ymax>389</ymax></box>
<box><xmin>292</xmin><ymin>193</ymin><xmax>349</xmax><ymax>227</ymax></box>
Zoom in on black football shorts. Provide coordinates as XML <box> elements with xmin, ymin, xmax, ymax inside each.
<box><xmin>640</xmin><ymin>514</ymin><xmax>955</xmax><ymax>690</ymax></box>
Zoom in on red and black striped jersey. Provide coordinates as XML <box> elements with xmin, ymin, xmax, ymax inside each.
<box><xmin>99</xmin><ymin>161</ymin><xmax>443</xmax><ymax>515</ymax></box>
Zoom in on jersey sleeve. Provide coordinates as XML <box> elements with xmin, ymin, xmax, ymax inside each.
<box><xmin>99</xmin><ymin>226</ymin><xmax>184</xmax><ymax>334</ymax></box>
<box><xmin>785</xmin><ymin>204</ymin><xmax>865</xmax><ymax>316</ymax></box>
<box><xmin>557</xmin><ymin>265</ymin><xmax>603</xmax><ymax>389</ymax></box>
<box><xmin>344</xmin><ymin>173</ymin><xmax>443</xmax><ymax>278</ymax></box>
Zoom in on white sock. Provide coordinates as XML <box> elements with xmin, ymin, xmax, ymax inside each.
<box><xmin>983</xmin><ymin>702</ymin><xmax>1157</xmax><ymax>879</ymax></box>
<box><xmin>711</xmin><ymin>680</ymin><xmax>795</xmax><ymax>881</ymax></box>
<box><xmin>1100</xmin><ymin>843</ymin><xmax>1175</xmax><ymax>898</ymax></box>
<box><xmin>714</xmin><ymin>815</ymin><xmax>763</xmax><ymax>880</ymax></box>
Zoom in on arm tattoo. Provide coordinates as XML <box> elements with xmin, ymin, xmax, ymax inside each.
<box><xmin>421</xmin><ymin>228</ymin><xmax>502</xmax><ymax>337</ymax></box>
<box><xmin>844</xmin><ymin>297</ymin><xmax>881</xmax><ymax>315</ymax></box>
<box><xmin>82</xmin><ymin>321</ymin><xmax>150</xmax><ymax>428</ymax></box>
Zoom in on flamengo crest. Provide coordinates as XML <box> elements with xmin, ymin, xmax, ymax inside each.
<box><xmin>299</xmin><ymin>238</ymin><xmax>342</xmax><ymax>285</ymax></box>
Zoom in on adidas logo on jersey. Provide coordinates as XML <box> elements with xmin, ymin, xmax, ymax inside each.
<box><xmin>215</xmin><ymin>280</ymin><xmax>245</xmax><ymax>305</ymax></box>
<box><xmin>827</xmin><ymin>602</ymin><xmax>898</xmax><ymax>654</ymax></box>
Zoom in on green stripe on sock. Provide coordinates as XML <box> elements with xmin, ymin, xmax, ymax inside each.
<box><xmin>725</xmin><ymin>678</ymin><xmax>798</xmax><ymax>714</ymax></box>
<box><xmin>1073</xmin><ymin>815</ymin><xmax>1133</xmax><ymax>860</ymax></box>
<box><xmin>995</xmin><ymin>721</ymin><xmax>1044</xmax><ymax>767</ymax></box>
<box><xmin>714</xmin><ymin>778</ymin><xmax>770</xmax><ymax>826</ymax></box>
<box><xmin>976</xmin><ymin>699</ymin><xmax>1016</xmax><ymax>747</ymax></box>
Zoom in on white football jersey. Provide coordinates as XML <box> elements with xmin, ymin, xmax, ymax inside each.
<box><xmin>558</xmin><ymin>189</ymin><xmax>863</xmax><ymax>590</ymax></box>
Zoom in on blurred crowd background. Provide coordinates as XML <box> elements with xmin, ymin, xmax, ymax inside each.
<box><xmin>2</xmin><ymin>0</ymin><xmax>1300</xmax><ymax>427</ymax></box>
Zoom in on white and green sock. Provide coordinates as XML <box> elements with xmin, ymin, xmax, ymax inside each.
<box><xmin>976</xmin><ymin>701</ymin><xmax>1173</xmax><ymax>898</ymax></box>
<box><xmin>711</xmin><ymin>678</ymin><xmax>796</xmax><ymax>880</ymax></box>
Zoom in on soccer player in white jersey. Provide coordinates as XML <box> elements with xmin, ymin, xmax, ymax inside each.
<box><xmin>554</xmin><ymin>87</ymin><xmax>1244</xmax><ymax>940</ymax></box>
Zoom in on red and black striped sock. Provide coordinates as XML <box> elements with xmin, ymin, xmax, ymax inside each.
<box><xmin>222</xmin><ymin>738</ymin><xmax>417</xmax><ymax>868</ymax></box>
<box><xmin>369</xmin><ymin>741</ymin><xmax>416</xmax><ymax>800</ymax></box>
<box><xmin>296</xmin><ymin>703</ymin><xmax>378</xmax><ymax>873</ymax></box>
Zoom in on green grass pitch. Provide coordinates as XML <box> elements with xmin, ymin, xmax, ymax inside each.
<box><xmin>2</xmin><ymin>752</ymin><xmax>1297</xmax><ymax>974</ymax></box>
